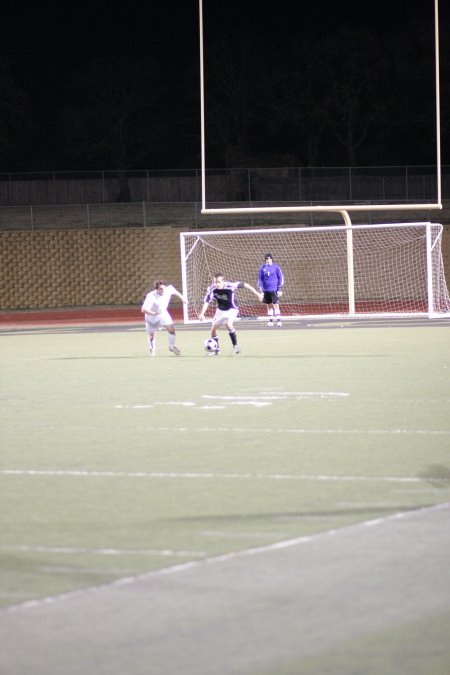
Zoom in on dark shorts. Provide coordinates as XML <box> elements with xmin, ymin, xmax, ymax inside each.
<box><xmin>263</xmin><ymin>291</ymin><xmax>280</xmax><ymax>304</ymax></box>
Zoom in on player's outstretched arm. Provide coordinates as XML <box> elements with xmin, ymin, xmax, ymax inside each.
<box><xmin>257</xmin><ymin>267</ymin><xmax>264</xmax><ymax>290</ymax></box>
<box><xmin>172</xmin><ymin>288</ymin><xmax>188</xmax><ymax>304</ymax></box>
<box><xmin>198</xmin><ymin>301</ymin><xmax>210</xmax><ymax>321</ymax></box>
<box><xmin>243</xmin><ymin>282</ymin><xmax>264</xmax><ymax>301</ymax></box>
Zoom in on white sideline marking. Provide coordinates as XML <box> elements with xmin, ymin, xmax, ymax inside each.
<box><xmin>0</xmin><ymin>545</ymin><xmax>205</xmax><ymax>557</ymax></box>
<box><xmin>260</xmin><ymin>391</ymin><xmax>350</xmax><ymax>397</ymax></box>
<box><xmin>203</xmin><ymin>395</ymin><xmax>285</xmax><ymax>401</ymax></box>
<box><xmin>3</xmin><ymin>502</ymin><xmax>449</xmax><ymax>613</ymax></box>
<box><xmin>114</xmin><ymin>403</ymin><xmax>197</xmax><ymax>409</ymax></box>
<box><xmin>0</xmin><ymin>469</ymin><xmax>442</xmax><ymax>483</ymax></box>
<box><xmin>213</xmin><ymin>401</ymin><xmax>272</xmax><ymax>407</ymax></box>
<box><xmin>105</xmin><ymin>424</ymin><xmax>450</xmax><ymax>435</ymax></box>
<box><xmin>154</xmin><ymin>402</ymin><xmax>196</xmax><ymax>406</ymax></box>
<box><xmin>115</xmin><ymin>404</ymin><xmax>153</xmax><ymax>409</ymax></box>
<box><xmin>203</xmin><ymin>392</ymin><xmax>350</xmax><ymax>400</ymax></box>
<box><xmin>114</xmin><ymin>391</ymin><xmax>350</xmax><ymax>410</ymax></box>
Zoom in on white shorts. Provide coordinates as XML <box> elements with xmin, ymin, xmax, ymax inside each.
<box><xmin>145</xmin><ymin>311</ymin><xmax>173</xmax><ymax>332</ymax></box>
<box><xmin>212</xmin><ymin>308</ymin><xmax>239</xmax><ymax>327</ymax></box>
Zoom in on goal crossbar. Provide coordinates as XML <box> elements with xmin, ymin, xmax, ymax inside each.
<box><xmin>201</xmin><ymin>204</ymin><xmax>443</xmax><ymax>217</ymax></box>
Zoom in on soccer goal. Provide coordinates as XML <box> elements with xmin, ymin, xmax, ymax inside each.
<box><xmin>180</xmin><ymin>222</ymin><xmax>450</xmax><ymax>322</ymax></box>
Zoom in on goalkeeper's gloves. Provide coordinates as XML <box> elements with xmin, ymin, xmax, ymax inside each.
<box><xmin>278</xmin><ymin>290</ymin><xmax>283</xmax><ymax>297</ymax></box>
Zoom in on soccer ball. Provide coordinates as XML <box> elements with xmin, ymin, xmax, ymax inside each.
<box><xmin>204</xmin><ymin>338</ymin><xmax>218</xmax><ymax>353</ymax></box>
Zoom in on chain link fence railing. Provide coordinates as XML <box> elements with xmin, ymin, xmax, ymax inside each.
<box><xmin>0</xmin><ymin>166</ymin><xmax>448</xmax><ymax>230</ymax></box>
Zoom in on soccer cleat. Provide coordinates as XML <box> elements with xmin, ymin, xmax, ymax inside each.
<box><xmin>233</xmin><ymin>345</ymin><xmax>241</xmax><ymax>354</ymax></box>
<box><xmin>267</xmin><ymin>320</ymin><xmax>274</xmax><ymax>327</ymax></box>
<box><xmin>149</xmin><ymin>348</ymin><xmax>156</xmax><ymax>356</ymax></box>
<box><xmin>276</xmin><ymin>320</ymin><xmax>282</xmax><ymax>327</ymax></box>
<box><xmin>169</xmin><ymin>345</ymin><xmax>181</xmax><ymax>356</ymax></box>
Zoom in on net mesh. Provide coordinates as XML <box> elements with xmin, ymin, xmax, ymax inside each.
<box><xmin>180</xmin><ymin>223</ymin><xmax>450</xmax><ymax>321</ymax></box>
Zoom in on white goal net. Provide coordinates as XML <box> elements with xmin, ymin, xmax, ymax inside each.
<box><xmin>180</xmin><ymin>222</ymin><xmax>450</xmax><ymax>322</ymax></box>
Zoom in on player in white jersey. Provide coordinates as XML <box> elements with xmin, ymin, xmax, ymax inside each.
<box><xmin>198</xmin><ymin>273</ymin><xmax>263</xmax><ymax>354</ymax></box>
<box><xmin>141</xmin><ymin>280</ymin><xmax>187</xmax><ymax>356</ymax></box>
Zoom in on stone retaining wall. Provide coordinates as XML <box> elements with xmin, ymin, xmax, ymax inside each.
<box><xmin>1</xmin><ymin>223</ymin><xmax>449</xmax><ymax>310</ymax></box>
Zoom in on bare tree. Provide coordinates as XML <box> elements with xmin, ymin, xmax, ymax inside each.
<box><xmin>265</xmin><ymin>38</ymin><xmax>333</xmax><ymax>167</ymax></box>
<box><xmin>0</xmin><ymin>56</ymin><xmax>32</xmax><ymax>168</ymax></box>
<box><xmin>322</xmin><ymin>29</ymin><xmax>392</xmax><ymax>166</ymax></box>
<box><xmin>59</xmin><ymin>56</ymin><xmax>163</xmax><ymax>199</ymax></box>
<box><xmin>203</xmin><ymin>32</ymin><xmax>271</xmax><ymax>166</ymax></box>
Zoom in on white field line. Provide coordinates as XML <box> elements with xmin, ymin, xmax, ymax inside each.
<box><xmin>260</xmin><ymin>392</ymin><xmax>350</xmax><ymax>396</ymax></box>
<box><xmin>154</xmin><ymin>402</ymin><xmax>196</xmax><ymax>406</ymax></box>
<box><xmin>0</xmin><ymin>545</ymin><xmax>205</xmax><ymax>557</ymax></box>
<box><xmin>212</xmin><ymin>402</ymin><xmax>271</xmax><ymax>407</ymax></box>
<box><xmin>0</xmin><ymin>469</ymin><xmax>444</xmax><ymax>483</ymax></box>
<box><xmin>89</xmin><ymin>424</ymin><xmax>450</xmax><ymax>434</ymax></box>
<box><xmin>114</xmin><ymin>391</ymin><xmax>350</xmax><ymax>410</ymax></box>
<box><xmin>203</xmin><ymin>392</ymin><xmax>350</xmax><ymax>399</ymax></box>
<box><xmin>3</xmin><ymin>501</ymin><xmax>449</xmax><ymax>614</ymax></box>
<box><xmin>114</xmin><ymin>392</ymin><xmax>351</xmax><ymax>409</ymax></box>
<box><xmin>115</xmin><ymin>403</ymin><xmax>273</xmax><ymax>408</ymax></box>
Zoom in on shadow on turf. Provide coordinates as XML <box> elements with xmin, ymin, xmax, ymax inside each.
<box><xmin>2</xmin><ymin>316</ymin><xmax>449</xmax><ymax>337</ymax></box>
<box><xmin>419</xmin><ymin>465</ymin><xmax>450</xmax><ymax>487</ymax></box>
<box><xmin>0</xmin><ymin>326</ymin><xmax>141</xmax><ymax>335</ymax></box>
<box><xmin>156</xmin><ymin>503</ymin><xmax>436</xmax><ymax>526</ymax></box>
<box><xmin>47</xmin><ymin>353</ymin><xmax>390</xmax><ymax>360</ymax></box>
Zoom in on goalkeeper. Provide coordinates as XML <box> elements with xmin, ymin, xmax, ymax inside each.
<box><xmin>258</xmin><ymin>254</ymin><xmax>284</xmax><ymax>326</ymax></box>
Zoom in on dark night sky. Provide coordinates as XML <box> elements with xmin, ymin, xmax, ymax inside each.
<box><xmin>3</xmin><ymin>2</ymin><xmax>200</xmax><ymax>101</ymax></box>
<box><xmin>1</xmin><ymin>0</ymin><xmax>448</xmax><ymax>171</ymax></box>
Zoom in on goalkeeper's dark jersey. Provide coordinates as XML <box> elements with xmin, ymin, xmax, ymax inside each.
<box><xmin>204</xmin><ymin>281</ymin><xmax>244</xmax><ymax>311</ymax></box>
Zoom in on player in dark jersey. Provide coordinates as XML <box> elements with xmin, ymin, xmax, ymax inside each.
<box><xmin>198</xmin><ymin>274</ymin><xmax>263</xmax><ymax>354</ymax></box>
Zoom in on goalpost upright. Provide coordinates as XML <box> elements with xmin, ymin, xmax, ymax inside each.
<box><xmin>189</xmin><ymin>2</ymin><xmax>449</xmax><ymax>322</ymax></box>
<box><xmin>198</xmin><ymin>0</ymin><xmax>442</xmax><ymax>227</ymax></box>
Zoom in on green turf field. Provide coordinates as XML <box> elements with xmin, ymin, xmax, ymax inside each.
<box><xmin>1</xmin><ymin>320</ymin><xmax>449</xmax><ymax>604</ymax></box>
<box><xmin>1</xmin><ymin>319</ymin><xmax>450</xmax><ymax>674</ymax></box>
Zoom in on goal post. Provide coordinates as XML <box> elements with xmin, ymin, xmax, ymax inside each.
<box><xmin>180</xmin><ymin>222</ymin><xmax>450</xmax><ymax>322</ymax></box>
<box><xmin>199</xmin><ymin>0</ymin><xmax>443</xmax><ymax>216</ymax></box>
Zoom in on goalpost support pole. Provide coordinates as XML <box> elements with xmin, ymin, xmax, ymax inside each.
<box><xmin>340</xmin><ymin>210</ymin><xmax>356</xmax><ymax>315</ymax></box>
<box><xmin>426</xmin><ymin>221</ymin><xmax>435</xmax><ymax>317</ymax></box>
<box><xmin>179</xmin><ymin>233</ymin><xmax>190</xmax><ymax>323</ymax></box>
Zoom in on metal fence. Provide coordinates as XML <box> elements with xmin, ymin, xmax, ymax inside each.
<box><xmin>1</xmin><ymin>201</ymin><xmax>447</xmax><ymax>232</ymax></box>
<box><xmin>0</xmin><ymin>165</ymin><xmax>448</xmax><ymax>230</ymax></box>
<box><xmin>0</xmin><ymin>165</ymin><xmax>448</xmax><ymax>205</ymax></box>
